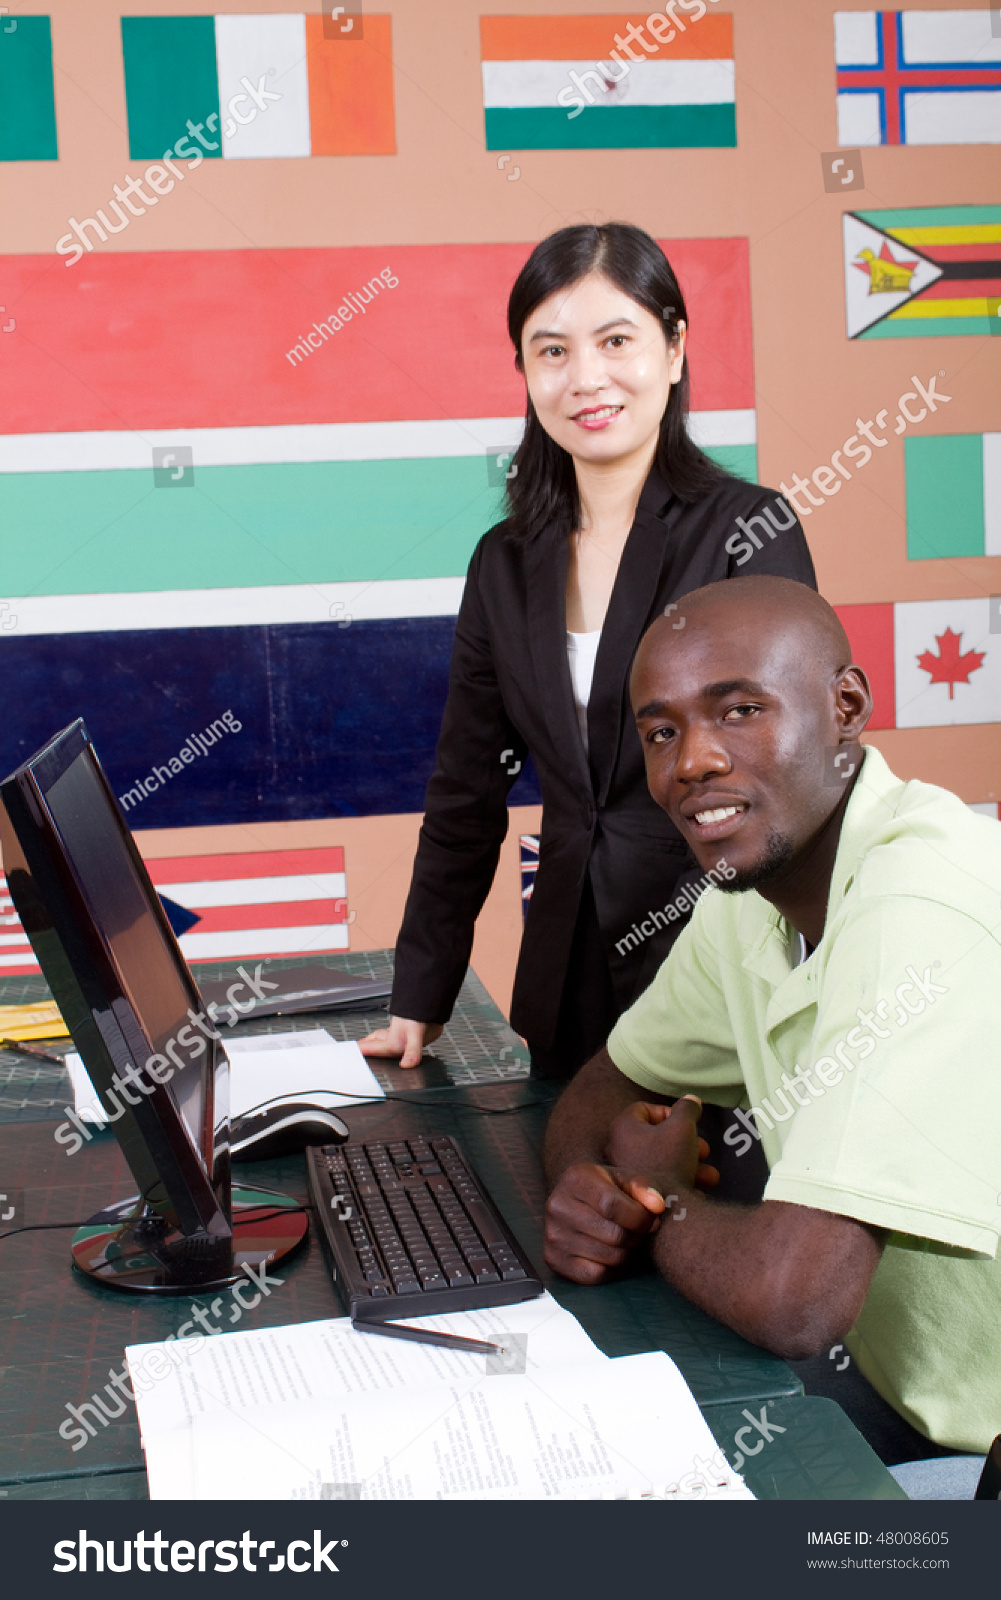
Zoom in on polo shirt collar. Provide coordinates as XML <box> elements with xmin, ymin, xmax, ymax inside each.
<box><xmin>824</xmin><ymin>744</ymin><xmax>903</xmax><ymax>915</ymax></box>
<box><xmin>737</xmin><ymin>746</ymin><xmax>903</xmax><ymax>1026</ymax></box>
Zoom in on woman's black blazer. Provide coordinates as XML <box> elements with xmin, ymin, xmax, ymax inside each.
<box><xmin>390</xmin><ymin>464</ymin><xmax>817</xmax><ymax>1052</ymax></box>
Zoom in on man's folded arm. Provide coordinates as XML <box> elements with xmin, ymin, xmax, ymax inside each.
<box><xmin>649</xmin><ymin>1188</ymin><xmax>886</xmax><ymax>1360</ymax></box>
<box><xmin>542</xmin><ymin>1047</ymin><xmax>673</xmax><ymax>1185</ymax></box>
<box><xmin>601</xmin><ymin>1094</ymin><xmax>887</xmax><ymax>1359</ymax></box>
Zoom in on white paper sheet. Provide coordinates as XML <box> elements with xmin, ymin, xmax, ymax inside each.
<box><xmin>128</xmin><ymin>1303</ymin><xmax>751</xmax><ymax>1502</ymax></box>
<box><xmin>186</xmin><ymin>1352</ymin><xmax>752</xmax><ymax>1501</ymax></box>
<box><xmin>65</xmin><ymin>1051</ymin><xmax>105</xmax><ymax>1122</ymax></box>
<box><xmin>65</xmin><ymin>1029</ymin><xmax>384</xmax><ymax>1126</ymax></box>
<box><xmin>222</xmin><ymin>1030</ymin><xmax>384</xmax><ymax>1115</ymax></box>
<box><xmin>127</xmin><ymin>1295</ymin><xmax>609</xmax><ymax>1499</ymax></box>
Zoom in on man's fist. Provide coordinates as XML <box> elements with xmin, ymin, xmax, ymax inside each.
<box><xmin>544</xmin><ymin>1162</ymin><xmax>665</xmax><ymax>1286</ymax></box>
<box><xmin>605</xmin><ymin>1097</ymin><xmax>719</xmax><ymax>1194</ymax></box>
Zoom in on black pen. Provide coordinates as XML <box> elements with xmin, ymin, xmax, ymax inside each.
<box><xmin>0</xmin><ymin>1038</ymin><xmax>67</xmax><ymax>1064</ymax></box>
<box><xmin>351</xmin><ymin>1318</ymin><xmax>505</xmax><ymax>1356</ymax></box>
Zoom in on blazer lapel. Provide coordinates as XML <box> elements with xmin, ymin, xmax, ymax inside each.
<box><xmin>587</xmin><ymin>465</ymin><xmax>680</xmax><ymax>806</ymax></box>
<box><xmin>525</xmin><ymin>527</ymin><xmax>592</xmax><ymax>789</ymax></box>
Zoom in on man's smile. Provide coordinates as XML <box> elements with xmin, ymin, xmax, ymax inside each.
<box><xmin>678</xmin><ymin>795</ymin><xmax>751</xmax><ymax>843</ymax></box>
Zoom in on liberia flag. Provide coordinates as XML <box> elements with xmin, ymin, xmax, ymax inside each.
<box><xmin>480</xmin><ymin>13</ymin><xmax>736</xmax><ymax>149</ymax></box>
<box><xmin>121</xmin><ymin>13</ymin><xmax>394</xmax><ymax>158</ymax></box>
<box><xmin>835</xmin><ymin>11</ymin><xmax>1001</xmax><ymax>146</ymax></box>
<box><xmin>836</xmin><ymin>598</ymin><xmax>1000</xmax><ymax>730</ymax></box>
<box><xmin>0</xmin><ymin>846</ymin><xmax>350</xmax><ymax>974</ymax></box>
<box><xmin>905</xmin><ymin>432</ymin><xmax>1001</xmax><ymax>560</ymax></box>
<box><xmin>843</xmin><ymin>207</ymin><xmax>1001</xmax><ymax>338</ymax></box>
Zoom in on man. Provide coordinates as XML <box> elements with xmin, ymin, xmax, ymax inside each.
<box><xmin>543</xmin><ymin>575</ymin><xmax>1001</xmax><ymax>1457</ymax></box>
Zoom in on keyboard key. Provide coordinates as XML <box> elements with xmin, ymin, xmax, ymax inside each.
<box><xmin>463</xmin><ymin>1201</ymin><xmax>506</xmax><ymax>1246</ymax></box>
<box><xmin>500</xmin><ymin>1265</ymin><xmax>527</xmax><ymax>1281</ymax></box>
<box><xmin>473</xmin><ymin>1268</ymin><xmax>500</xmax><ymax>1284</ymax></box>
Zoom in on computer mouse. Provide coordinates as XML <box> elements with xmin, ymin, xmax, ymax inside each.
<box><xmin>230</xmin><ymin>1102</ymin><xmax>350</xmax><ymax>1163</ymax></box>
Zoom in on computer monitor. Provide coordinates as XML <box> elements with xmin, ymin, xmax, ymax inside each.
<box><xmin>0</xmin><ymin>719</ymin><xmax>307</xmax><ymax>1294</ymax></box>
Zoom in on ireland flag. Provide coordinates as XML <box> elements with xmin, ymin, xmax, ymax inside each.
<box><xmin>121</xmin><ymin>13</ymin><xmax>395</xmax><ymax>159</ymax></box>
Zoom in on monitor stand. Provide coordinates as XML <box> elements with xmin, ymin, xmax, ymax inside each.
<box><xmin>70</xmin><ymin>1184</ymin><xmax>308</xmax><ymax>1294</ymax></box>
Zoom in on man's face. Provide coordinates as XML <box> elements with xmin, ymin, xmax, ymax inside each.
<box><xmin>632</xmin><ymin>618</ymin><xmax>841</xmax><ymax>889</ymax></box>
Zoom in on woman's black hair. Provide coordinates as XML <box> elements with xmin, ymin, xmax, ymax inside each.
<box><xmin>503</xmin><ymin>222</ymin><xmax>727</xmax><ymax>543</ymax></box>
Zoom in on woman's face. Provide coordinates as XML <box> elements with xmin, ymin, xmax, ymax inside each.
<box><xmin>520</xmin><ymin>271</ymin><xmax>685</xmax><ymax>467</ymax></box>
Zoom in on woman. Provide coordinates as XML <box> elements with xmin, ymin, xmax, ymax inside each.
<box><xmin>360</xmin><ymin>223</ymin><xmax>815</xmax><ymax>1079</ymax></box>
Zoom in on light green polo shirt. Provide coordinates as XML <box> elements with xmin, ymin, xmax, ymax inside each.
<box><xmin>607</xmin><ymin>747</ymin><xmax>1001</xmax><ymax>1453</ymax></box>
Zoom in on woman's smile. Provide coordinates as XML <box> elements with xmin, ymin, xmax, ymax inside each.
<box><xmin>571</xmin><ymin>403</ymin><xmax>624</xmax><ymax>430</ymax></box>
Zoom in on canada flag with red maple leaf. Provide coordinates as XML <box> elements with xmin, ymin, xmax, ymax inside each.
<box><xmin>916</xmin><ymin>628</ymin><xmax>986</xmax><ymax>701</ymax></box>
<box><xmin>836</xmin><ymin>597</ymin><xmax>1000</xmax><ymax>730</ymax></box>
<box><xmin>895</xmin><ymin>599</ymin><xmax>998</xmax><ymax>728</ymax></box>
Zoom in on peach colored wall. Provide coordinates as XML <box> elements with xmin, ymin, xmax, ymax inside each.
<box><xmin>4</xmin><ymin>1</ymin><xmax>998</xmax><ymax>1015</ymax></box>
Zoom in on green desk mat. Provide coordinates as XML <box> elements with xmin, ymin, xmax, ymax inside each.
<box><xmin>707</xmin><ymin>1397</ymin><xmax>907</xmax><ymax>1500</ymax></box>
<box><xmin>0</xmin><ymin>953</ymin><xmax>530</xmax><ymax>1127</ymax></box>
<box><xmin>0</xmin><ymin>1083</ymin><xmax>806</xmax><ymax>1492</ymax></box>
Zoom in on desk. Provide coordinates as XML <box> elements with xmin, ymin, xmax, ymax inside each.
<box><xmin>0</xmin><ymin>956</ymin><xmax>905</xmax><ymax>1502</ymax></box>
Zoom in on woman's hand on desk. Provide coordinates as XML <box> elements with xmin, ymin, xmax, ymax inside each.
<box><xmin>357</xmin><ymin>1016</ymin><xmax>443</xmax><ymax>1069</ymax></box>
<box><xmin>543</xmin><ymin>1163</ymin><xmax>666</xmax><ymax>1285</ymax></box>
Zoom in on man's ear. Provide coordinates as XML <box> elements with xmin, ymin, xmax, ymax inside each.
<box><xmin>834</xmin><ymin>664</ymin><xmax>872</xmax><ymax>742</ymax></box>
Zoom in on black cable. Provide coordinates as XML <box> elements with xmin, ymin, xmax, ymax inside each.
<box><xmin>0</xmin><ymin>1090</ymin><xmax>554</xmax><ymax>1245</ymax></box>
<box><xmin>0</xmin><ymin>1220</ymin><xmax>84</xmax><ymax>1242</ymax></box>
<box><xmin>238</xmin><ymin>1087</ymin><xmax>555</xmax><ymax>1117</ymax></box>
<box><xmin>0</xmin><ymin>1205</ymin><xmax>314</xmax><ymax>1244</ymax></box>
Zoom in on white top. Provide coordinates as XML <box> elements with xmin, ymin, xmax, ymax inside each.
<box><xmin>789</xmin><ymin>925</ymin><xmax>810</xmax><ymax>967</ymax></box>
<box><xmin>566</xmin><ymin>629</ymin><xmax>602</xmax><ymax>752</ymax></box>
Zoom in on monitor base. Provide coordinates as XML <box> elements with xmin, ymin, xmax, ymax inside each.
<box><xmin>70</xmin><ymin>1184</ymin><xmax>309</xmax><ymax>1294</ymax></box>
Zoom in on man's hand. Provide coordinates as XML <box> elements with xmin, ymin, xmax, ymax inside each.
<box><xmin>605</xmin><ymin>1096</ymin><xmax>720</xmax><ymax>1195</ymax></box>
<box><xmin>544</xmin><ymin>1162</ymin><xmax>666</xmax><ymax>1286</ymax></box>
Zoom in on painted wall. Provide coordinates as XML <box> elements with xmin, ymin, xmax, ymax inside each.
<box><xmin>1</xmin><ymin>0</ymin><xmax>998</xmax><ymax>1015</ymax></box>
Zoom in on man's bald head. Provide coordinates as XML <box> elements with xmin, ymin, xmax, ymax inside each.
<box><xmin>636</xmin><ymin>576</ymin><xmax>853</xmax><ymax>697</ymax></box>
<box><xmin>630</xmin><ymin>576</ymin><xmax>873</xmax><ymax>900</ymax></box>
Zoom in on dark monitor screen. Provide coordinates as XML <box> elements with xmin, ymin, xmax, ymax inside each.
<box><xmin>44</xmin><ymin>751</ymin><xmax>211</xmax><ymax>1158</ymax></box>
<box><xmin>0</xmin><ymin>720</ymin><xmax>229</xmax><ymax>1240</ymax></box>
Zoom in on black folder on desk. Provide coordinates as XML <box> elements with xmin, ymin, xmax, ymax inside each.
<box><xmin>197</xmin><ymin>964</ymin><xmax>391</xmax><ymax>1026</ymax></box>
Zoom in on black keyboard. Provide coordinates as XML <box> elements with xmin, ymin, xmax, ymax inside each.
<box><xmin>306</xmin><ymin>1133</ymin><xmax>543</xmax><ymax>1321</ymax></box>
